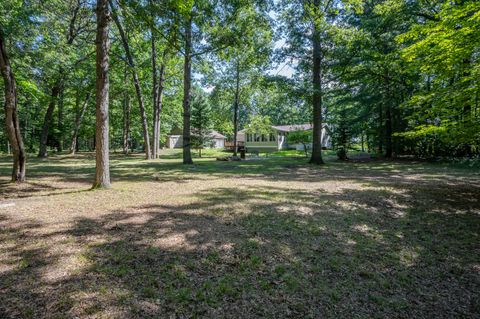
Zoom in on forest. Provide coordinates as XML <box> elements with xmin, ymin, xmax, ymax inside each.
<box><xmin>1</xmin><ymin>0</ymin><xmax>479</xmax><ymax>318</ymax></box>
<box><xmin>1</xmin><ymin>0</ymin><xmax>479</xmax><ymax>184</ymax></box>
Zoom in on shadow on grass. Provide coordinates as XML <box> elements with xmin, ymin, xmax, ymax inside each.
<box><xmin>1</xmin><ymin>180</ymin><xmax>479</xmax><ymax>318</ymax></box>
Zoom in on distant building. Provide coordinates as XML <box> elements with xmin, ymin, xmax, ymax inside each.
<box><xmin>166</xmin><ymin>128</ymin><xmax>226</xmax><ymax>149</ymax></box>
<box><xmin>237</xmin><ymin>124</ymin><xmax>331</xmax><ymax>153</ymax></box>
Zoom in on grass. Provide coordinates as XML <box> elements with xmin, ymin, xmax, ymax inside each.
<box><xmin>0</xmin><ymin>149</ymin><xmax>479</xmax><ymax>318</ymax></box>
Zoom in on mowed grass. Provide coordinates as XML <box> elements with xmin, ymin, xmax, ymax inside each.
<box><xmin>0</xmin><ymin>150</ymin><xmax>479</xmax><ymax>318</ymax></box>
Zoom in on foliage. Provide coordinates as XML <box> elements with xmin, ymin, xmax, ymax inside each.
<box><xmin>1</xmin><ymin>0</ymin><xmax>479</xmax><ymax>162</ymax></box>
<box><xmin>245</xmin><ymin>114</ymin><xmax>274</xmax><ymax>134</ymax></box>
<box><xmin>190</xmin><ymin>89</ymin><xmax>214</xmax><ymax>156</ymax></box>
<box><xmin>287</xmin><ymin>130</ymin><xmax>311</xmax><ymax>157</ymax></box>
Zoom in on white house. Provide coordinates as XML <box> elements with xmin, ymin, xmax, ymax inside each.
<box><xmin>237</xmin><ymin>124</ymin><xmax>331</xmax><ymax>153</ymax></box>
<box><xmin>166</xmin><ymin>129</ymin><xmax>227</xmax><ymax>149</ymax></box>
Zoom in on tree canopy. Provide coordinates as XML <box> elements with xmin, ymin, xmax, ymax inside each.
<box><xmin>1</xmin><ymin>0</ymin><xmax>479</xmax><ymax>182</ymax></box>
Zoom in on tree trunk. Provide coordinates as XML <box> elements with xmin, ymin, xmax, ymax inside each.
<box><xmin>384</xmin><ymin>74</ymin><xmax>392</xmax><ymax>158</ymax></box>
<box><xmin>385</xmin><ymin>104</ymin><xmax>393</xmax><ymax>158</ymax></box>
<box><xmin>70</xmin><ymin>91</ymin><xmax>91</xmax><ymax>154</ymax></box>
<box><xmin>153</xmin><ymin>61</ymin><xmax>165</xmax><ymax>158</ymax></box>
<box><xmin>182</xmin><ymin>17</ymin><xmax>193</xmax><ymax>164</ymax></box>
<box><xmin>233</xmin><ymin>61</ymin><xmax>240</xmax><ymax>157</ymax></box>
<box><xmin>93</xmin><ymin>0</ymin><xmax>111</xmax><ymax>189</ymax></box>
<box><xmin>109</xmin><ymin>0</ymin><xmax>151</xmax><ymax>159</ymax></box>
<box><xmin>151</xmin><ymin>28</ymin><xmax>158</xmax><ymax>158</ymax></box>
<box><xmin>378</xmin><ymin>102</ymin><xmax>383</xmax><ymax>154</ymax></box>
<box><xmin>0</xmin><ymin>29</ymin><xmax>26</xmax><ymax>182</ymax></box>
<box><xmin>309</xmin><ymin>1</ymin><xmax>324</xmax><ymax>165</ymax></box>
<box><xmin>361</xmin><ymin>132</ymin><xmax>365</xmax><ymax>152</ymax></box>
<box><xmin>38</xmin><ymin>79</ymin><xmax>61</xmax><ymax>157</ymax></box>
<box><xmin>57</xmin><ymin>86</ymin><xmax>65</xmax><ymax>152</ymax></box>
<box><xmin>122</xmin><ymin>63</ymin><xmax>130</xmax><ymax>155</ymax></box>
<box><xmin>122</xmin><ymin>92</ymin><xmax>131</xmax><ymax>156</ymax></box>
<box><xmin>151</xmin><ymin>32</ymin><xmax>166</xmax><ymax>159</ymax></box>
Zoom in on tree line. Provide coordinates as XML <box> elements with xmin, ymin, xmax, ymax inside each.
<box><xmin>1</xmin><ymin>0</ymin><xmax>479</xmax><ymax>185</ymax></box>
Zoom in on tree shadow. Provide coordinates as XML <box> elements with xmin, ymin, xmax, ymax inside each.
<box><xmin>1</xmin><ymin>178</ymin><xmax>479</xmax><ymax>318</ymax></box>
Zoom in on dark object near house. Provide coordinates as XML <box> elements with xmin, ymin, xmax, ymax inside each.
<box><xmin>225</xmin><ymin>141</ymin><xmax>245</xmax><ymax>152</ymax></box>
<box><xmin>240</xmin><ymin>148</ymin><xmax>246</xmax><ymax>159</ymax></box>
<box><xmin>216</xmin><ymin>156</ymin><xmax>242</xmax><ymax>162</ymax></box>
<box><xmin>337</xmin><ymin>148</ymin><xmax>348</xmax><ymax>160</ymax></box>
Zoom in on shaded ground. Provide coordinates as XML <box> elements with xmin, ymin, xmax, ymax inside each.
<box><xmin>0</xmin><ymin>150</ymin><xmax>479</xmax><ymax>318</ymax></box>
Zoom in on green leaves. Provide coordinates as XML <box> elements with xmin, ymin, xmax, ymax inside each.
<box><xmin>245</xmin><ymin>114</ymin><xmax>274</xmax><ymax>134</ymax></box>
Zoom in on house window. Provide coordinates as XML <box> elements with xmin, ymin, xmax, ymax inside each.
<box><xmin>255</xmin><ymin>134</ymin><xmax>261</xmax><ymax>142</ymax></box>
<box><xmin>246</xmin><ymin>134</ymin><xmax>251</xmax><ymax>142</ymax></box>
<box><xmin>261</xmin><ymin>134</ymin><xmax>267</xmax><ymax>142</ymax></box>
<box><xmin>269</xmin><ymin>133</ymin><xmax>276</xmax><ymax>142</ymax></box>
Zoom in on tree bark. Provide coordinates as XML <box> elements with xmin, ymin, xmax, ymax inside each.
<box><xmin>93</xmin><ymin>0</ymin><xmax>111</xmax><ymax>189</ymax></box>
<box><xmin>122</xmin><ymin>66</ymin><xmax>131</xmax><ymax>155</ymax></box>
<box><xmin>233</xmin><ymin>61</ymin><xmax>240</xmax><ymax>157</ymax></box>
<box><xmin>151</xmin><ymin>31</ymin><xmax>166</xmax><ymax>159</ymax></box>
<box><xmin>153</xmin><ymin>61</ymin><xmax>165</xmax><ymax>159</ymax></box>
<box><xmin>385</xmin><ymin>104</ymin><xmax>393</xmax><ymax>158</ymax></box>
<box><xmin>109</xmin><ymin>0</ymin><xmax>151</xmax><ymax>159</ymax></box>
<box><xmin>0</xmin><ymin>29</ymin><xmax>26</xmax><ymax>182</ymax></box>
<box><xmin>70</xmin><ymin>91</ymin><xmax>91</xmax><ymax>154</ymax></box>
<box><xmin>182</xmin><ymin>17</ymin><xmax>193</xmax><ymax>164</ymax></box>
<box><xmin>378</xmin><ymin>102</ymin><xmax>383</xmax><ymax>154</ymax></box>
<box><xmin>38</xmin><ymin>79</ymin><xmax>61</xmax><ymax>157</ymax></box>
<box><xmin>57</xmin><ymin>86</ymin><xmax>65</xmax><ymax>152</ymax></box>
<box><xmin>151</xmin><ymin>29</ymin><xmax>158</xmax><ymax>158</ymax></box>
<box><xmin>309</xmin><ymin>0</ymin><xmax>324</xmax><ymax>165</ymax></box>
<box><xmin>384</xmin><ymin>73</ymin><xmax>393</xmax><ymax>158</ymax></box>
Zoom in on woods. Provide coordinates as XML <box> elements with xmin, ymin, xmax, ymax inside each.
<box><xmin>93</xmin><ymin>0</ymin><xmax>111</xmax><ymax>189</ymax></box>
<box><xmin>0</xmin><ymin>28</ymin><xmax>25</xmax><ymax>182</ymax></box>
<box><xmin>1</xmin><ymin>1</ymin><xmax>480</xmax><ymax>317</ymax></box>
<box><xmin>1</xmin><ymin>0</ymin><xmax>478</xmax><ymax>183</ymax></box>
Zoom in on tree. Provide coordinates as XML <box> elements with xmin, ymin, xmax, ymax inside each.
<box><xmin>70</xmin><ymin>90</ymin><xmax>92</xmax><ymax>154</ymax></box>
<box><xmin>245</xmin><ymin>114</ymin><xmax>274</xmax><ymax>136</ymax></box>
<box><xmin>174</xmin><ymin>0</ymin><xmax>239</xmax><ymax>164</ymax></box>
<box><xmin>277</xmin><ymin>0</ymin><xmax>346</xmax><ymax>164</ymax></box>
<box><xmin>190</xmin><ymin>90</ymin><xmax>213</xmax><ymax>157</ymax></box>
<box><xmin>37</xmin><ymin>0</ymin><xmax>92</xmax><ymax>157</ymax></box>
<box><xmin>0</xmin><ymin>28</ymin><xmax>26</xmax><ymax>182</ymax></box>
<box><xmin>109</xmin><ymin>0</ymin><xmax>151</xmax><ymax>159</ymax></box>
<box><xmin>93</xmin><ymin>0</ymin><xmax>111</xmax><ymax>189</ymax></box>
<box><xmin>288</xmin><ymin>130</ymin><xmax>311</xmax><ymax>157</ymax></box>
<box><xmin>207</xmin><ymin>1</ymin><xmax>272</xmax><ymax>156</ymax></box>
<box><xmin>396</xmin><ymin>0</ymin><xmax>480</xmax><ymax>156</ymax></box>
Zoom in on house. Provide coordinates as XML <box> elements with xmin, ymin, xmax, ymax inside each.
<box><xmin>166</xmin><ymin>128</ymin><xmax>227</xmax><ymax>149</ymax></box>
<box><xmin>237</xmin><ymin>123</ymin><xmax>331</xmax><ymax>153</ymax></box>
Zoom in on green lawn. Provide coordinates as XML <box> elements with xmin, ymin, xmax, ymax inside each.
<box><xmin>0</xmin><ymin>150</ymin><xmax>479</xmax><ymax>318</ymax></box>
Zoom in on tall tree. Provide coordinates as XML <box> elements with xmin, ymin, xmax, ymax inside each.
<box><xmin>182</xmin><ymin>14</ymin><xmax>194</xmax><ymax>164</ymax></box>
<box><xmin>175</xmin><ymin>0</ymin><xmax>238</xmax><ymax>164</ymax></box>
<box><xmin>190</xmin><ymin>89</ymin><xmax>213</xmax><ymax>157</ymax></box>
<box><xmin>0</xmin><ymin>28</ymin><xmax>26</xmax><ymax>182</ymax></box>
<box><xmin>93</xmin><ymin>0</ymin><xmax>111</xmax><ymax>189</ymax></box>
<box><xmin>109</xmin><ymin>0</ymin><xmax>151</xmax><ymax>159</ymax></box>
<box><xmin>38</xmin><ymin>79</ymin><xmax>61</xmax><ymax>157</ymax></box>
<box><xmin>38</xmin><ymin>0</ymin><xmax>88</xmax><ymax>157</ymax></box>
<box><xmin>278</xmin><ymin>0</ymin><xmax>345</xmax><ymax>164</ymax></box>
<box><xmin>207</xmin><ymin>1</ymin><xmax>272</xmax><ymax>156</ymax></box>
<box><xmin>309</xmin><ymin>0</ymin><xmax>325</xmax><ymax>164</ymax></box>
<box><xmin>70</xmin><ymin>90</ymin><xmax>91</xmax><ymax>154</ymax></box>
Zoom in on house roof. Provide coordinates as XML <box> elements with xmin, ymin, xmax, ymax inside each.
<box><xmin>168</xmin><ymin>129</ymin><xmax>226</xmax><ymax>139</ymax></box>
<box><xmin>238</xmin><ymin>123</ymin><xmax>328</xmax><ymax>134</ymax></box>
<box><xmin>272</xmin><ymin>124</ymin><xmax>313</xmax><ymax>132</ymax></box>
<box><xmin>209</xmin><ymin>130</ymin><xmax>226</xmax><ymax>139</ymax></box>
